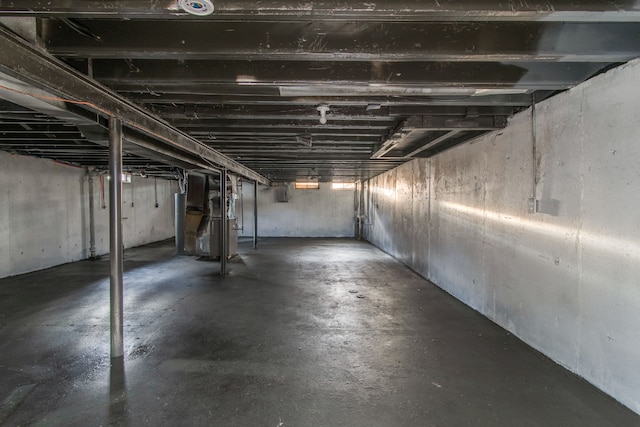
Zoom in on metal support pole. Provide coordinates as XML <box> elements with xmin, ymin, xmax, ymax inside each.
<box><xmin>220</xmin><ymin>169</ymin><xmax>228</xmax><ymax>276</ymax></box>
<box><xmin>355</xmin><ymin>181</ymin><xmax>362</xmax><ymax>240</ymax></box>
<box><xmin>174</xmin><ymin>193</ymin><xmax>186</xmax><ymax>255</ymax></box>
<box><xmin>87</xmin><ymin>168</ymin><xmax>97</xmax><ymax>259</ymax></box>
<box><xmin>253</xmin><ymin>180</ymin><xmax>258</xmax><ymax>249</ymax></box>
<box><xmin>109</xmin><ymin>117</ymin><xmax>124</xmax><ymax>359</ymax></box>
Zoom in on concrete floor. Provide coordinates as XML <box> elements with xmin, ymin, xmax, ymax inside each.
<box><xmin>0</xmin><ymin>239</ymin><xmax>638</xmax><ymax>426</ymax></box>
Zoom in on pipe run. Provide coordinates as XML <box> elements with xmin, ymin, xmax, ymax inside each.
<box><xmin>529</xmin><ymin>92</ymin><xmax>539</xmax><ymax>213</ymax></box>
<box><xmin>174</xmin><ymin>193</ymin><xmax>186</xmax><ymax>255</ymax></box>
<box><xmin>87</xmin><ymin>168</ymin><xmax>97</xmax><ymax>260</ymax></box>
<box><xmin>220</xmin><ymin>169</ymin><xmax>228</xmax><ymax>276</ymax></box>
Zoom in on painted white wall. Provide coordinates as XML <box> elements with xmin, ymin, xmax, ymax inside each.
<box><xmin>117</xmin><ymin>174</ymin><xmax>177</xmax><ymax>250</ymax></box>
<box><xmin>364</xmin><ymin>59</ymin><xmax>640</xmax><ymax>414</ymax></box>
<box><xmin>238</xmin><ymin>182</ymin><xmax>355</xmax><ymax>238</ymax></box>
<box><xmin>0</xmin><ymin>152</ymin><xmax>178</xmax><ymax>278</ymax></box>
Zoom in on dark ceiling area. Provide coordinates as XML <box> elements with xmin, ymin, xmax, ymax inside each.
<box><xmin>1</xmin><ymin>1</ymin><xmax>639</xmax><ymax>183</ymax></box>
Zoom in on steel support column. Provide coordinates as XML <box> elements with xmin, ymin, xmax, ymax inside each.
<box><xmin>355</xmin><ymin>181</ymin><xmax>362</xmax><ymax>240</ymax></box>
<box><xmin>253</xmin><ymin>180</ymin><xmax>258</xmax><ymax>249</ymax></box>
<box><xmin>220</xmin><ymin>169</ymin><xmax>228</xmax><ymax>276</ymax></box>
<box><xmin>174</xmin><ymin>193</ymin><xmax>186</xmax><ymax>254</ymax></box>
<box><xmin>109</xmin><ymin>117</ymin><xmax>124</xmax><ymax>359</ymax></box>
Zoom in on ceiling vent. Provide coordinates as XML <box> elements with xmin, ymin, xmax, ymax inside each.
<box><xmin>179</xmin><ymin>0</ymin><xmax>214</xmax><ymax>16</ymax></box>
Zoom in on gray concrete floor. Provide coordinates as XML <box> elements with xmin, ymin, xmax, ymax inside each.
<box><xmin>0</xmin><ymin>238</ymin><xmax>638</xmax><ymax>426</ymax></box>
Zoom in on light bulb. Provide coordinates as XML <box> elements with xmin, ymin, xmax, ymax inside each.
<box><xmin>317</xmin><ymin>104</ymin><xmax>329</xmax><ymax>125</ymax></box>
<box><xmin>179</xmin><ymin>0</ymin><xmax>214</xmax><ymax>16</ymax></box>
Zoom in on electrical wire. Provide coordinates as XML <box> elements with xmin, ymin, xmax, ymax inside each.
<box><xmin>0</xmin><ymin>83</ymin><xmax>103</xmax><ymax>112</ymax></box>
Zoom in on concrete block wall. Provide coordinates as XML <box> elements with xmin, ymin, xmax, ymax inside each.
<box><xmin>363</xmin><ymin>59</ymin><xmax>640</xmax><ymax>414</ymax></box>
<box><xmin>0</xmin><ymin>152</ymin><xmax>178</xmax><ymax>278</ymax></box>
<box><xmin>238</xmin><ymin>182</ymin><xmax>355</xmax><ymax>238</ymax></box>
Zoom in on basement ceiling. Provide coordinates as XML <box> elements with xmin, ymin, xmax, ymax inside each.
<box><xmin>0</xmin><ymin>1</ymin><xmax>639</xmax><ymax>182</ymax></box>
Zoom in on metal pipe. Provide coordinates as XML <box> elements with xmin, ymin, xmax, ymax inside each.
<box><xmin>174</xmin><ymin>193</ymin><xmax>186</xmax><ymax>255</ymax></box>
<box><xmin>427</xmin><ymin>159</ymin><xmax>432</xmax><ymax>279</ymax></box>
<box><xmin>360</xmin><ymin>181</ymin><xmax>365</xmax><ymax>236</ymax></box>
<box><xmin>109</xmin><ymin>117</ymin><xmax>124</xmax><ymax>359</ymax></box>
<box><xmin>354</xmin><ymin>181</ymin><xmax>359</xmax><ymax>239</ymax></box>
<box><xmin>239</xmin><ymin>180</ymin><xmax>244</xmax><ymax>231</ymax></box>
<box><xmin>87</xmin><ymin>168</ymin><xmax>97</xmax><ymax>260</ymax></box>
<box><xmin>220</xmin><ymin>169</ymin><xmax>228</xmax><ymax>276</ymax></box>
<box><xmin>124</xmin><ymin>131</ymin><xmax>221</xmax><ymax>174</ymax></box>
<box><xmin>356</xmin><ymin>181</ymin><xmax>362</xmax><ymax>240</ymax></box>
<box><xmin>531</xmin><ymin>93</ymin><xmax>538</xmax><ymax>200</ymax></box>
<box><xmin>253</xmin><ymin>180</ymin><xmax>258</xmax><ymax>249</ymax></box>
<box><xmin>130</xmin><ymin>177</ymin><xmax>135</xmax><ymax>208</ymax></box>
<box><xmin>154</xmin><ymin>178</ymin><xmax>159</xmax><ymax>208</ymax></box>
<box><xmin>528</xmin><ymin>93</ymin><xmax>539</xmax><ymax>214</ymax></box>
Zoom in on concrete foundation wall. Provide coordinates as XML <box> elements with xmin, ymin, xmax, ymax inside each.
<box><xmin>117</xmin><ymin>174</ymin><xmax>178</xmax><ymax>250</ymax></box>
<box><xmin>363</xmin><ymin>59</ymin><xmax>640</xmax><ymax>414</ymax></box>
<box><xmin>0</xmin><ymin>152</ymin><xmax>178</xmax><ymax>278</ymax></box>
<box><xmin>239</xmin><ymin>182</ymin><xmax>355</xmax><ymax>237</ymax></box>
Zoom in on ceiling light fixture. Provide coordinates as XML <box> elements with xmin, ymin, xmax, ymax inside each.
<box><xmin>317</xmin><ymin>104</ymin><xmax>330</xmax><ymax>125</ymax></box>
<box><xmin>179</xmin><ymin>0</ymin><xmax>214</xmax><ymax>16</ymax></box>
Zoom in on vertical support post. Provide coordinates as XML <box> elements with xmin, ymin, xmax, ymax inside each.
<box><xmin>174</xmin><ymin>193</ymin><xmax>186</xmax><ymax>255</ymax></box>
<box><xmin>355</xmin><ymin>181</ymin><xmax>362</xmax><ymax>240</ymax></box>
<box><xmin>359</xmin><ymin>181</ymin><xmax>365</xmax><ymax>239</ymax></box>
<box><xmin>109</xmin><ymin>117</ymin><xmax>124</xmax><ymax>359</ymax></box>
<box><xmin>220</xmin><ymin>169</ymin><xmax>228</xmax><ymax>276</ymax></box>
<box><xmin>253</xmin><ymin>180</ymin><xmax>258</xmax><ymax>249</ymax></box>
<box><xmin>427</xmin><ymin>159</ymin><xmax>432</xmax><ymax>279</ymax></box>
<box><xmin>87</xmin><ymin>168</ymin><xmax>97</xmax><ymax>259</ymax></box>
